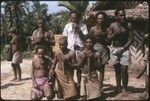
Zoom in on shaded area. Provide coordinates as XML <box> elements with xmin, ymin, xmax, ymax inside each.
<box><xmin>21</xmin><ymin>77</ymin><xmax>31</xmax><ymax>81</ymax></box>
<box><xmin>1</xmin><ymin>82</ymin><xmax>24</xmax><ymax>89</ymax></box>
<box><xmin>101</xmin><ymin>84</ymin><xmax>145</xmax><ymax>100</ymax></box>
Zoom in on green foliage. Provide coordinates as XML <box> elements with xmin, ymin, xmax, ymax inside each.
<box><xmin>1</xmin><ymin>44</ymin><xmax>10</xmax><ymax>61</ymax></box>
<box><xmin>23</xmin><ymin>50</ymin><xmax>34</xmax><ymax>59</ymax></box>
<box><xmin>58</xmin><ymin>1</ymin><xmax>89</xmax><ymax>19</ymax></box>
<box><xmin>50</xmin><ymin>11</ymin><xmax>70</xmax><ymax>34</ymax></box>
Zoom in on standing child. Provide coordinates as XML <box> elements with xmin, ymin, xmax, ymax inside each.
<box><xmin>9</xmin><ymin>29</ymin><xmax>22</xmax><ymax>81</ymax></box>
<box><xmin>31</xmin><ymin>46</ymin><xmax>54</xmax><ymax>100</ymax></box>
<box><xmin>49</xmin><ymin>36</ymin><xmax>77</xmax><ymax>100</ymax></box>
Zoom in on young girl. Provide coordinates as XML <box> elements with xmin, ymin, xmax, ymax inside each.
<box><xmin>31</xmin><ymin>46</ymin><xmax>54</xmax><ymax>100</ymax></box>
<box><xmin>70</xmin><ymin>35</ymin><xmax>102</xmax><ymax>100</ymax></box>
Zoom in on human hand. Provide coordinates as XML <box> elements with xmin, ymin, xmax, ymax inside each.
<box><xmin>33</xmin><ymin>81</ymin><xmax>39</xmax><ymax>89</ymax></box>
<box><xmin>86</xmin><ymin>51</ymin><xmax>93</xmax><ymax>57</ymax></box>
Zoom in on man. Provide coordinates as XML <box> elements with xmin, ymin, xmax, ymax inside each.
<box><xmin>107</xmin><ymin>8</ymin><xmax>134</xmax><ymax>96</ymax></box>
<box><xmin>31</xmin><ymin>18</ymin><xmax>55</xmax><ymax>59</ymax></box>
<box><xmin>62</xmin><ymin>10</ymin><xmax>88</xmax><ymax>95</ymax></box>
<box><xmin>89</xmin><ymin>12</ymin><xmax>110</xmax><ymax>92</ymax></box>
<box><xmin>9</xmin><ymin>29</ymin><xmax>22</xmax><ymax>81</ymax></box>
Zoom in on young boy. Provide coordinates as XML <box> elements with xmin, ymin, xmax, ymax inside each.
<box><xmin>49</xmin><ymin>36</ymin><xmax>77</xmax><ymax>100</ymax></box>
<box><xmin>70</xmin><ymin>35</ymin><xmax>102</xmax><ymax>100</ymax></box>
<box><xmin>10</xmin><ymin>29</ymin><xmax>22</xmax><ymax>81</ymax></box>
<box><xmin>31</xmin><ymin>46</ymin><xmax>54</xmax><ymax>100</ymax></box>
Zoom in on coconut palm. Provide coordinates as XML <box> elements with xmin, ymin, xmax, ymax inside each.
<box><xmin>58</xmin><ymin>1</ymin><xmax>89</xmax><ymax>19</ymax></box>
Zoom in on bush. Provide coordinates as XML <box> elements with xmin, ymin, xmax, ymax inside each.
<box><xmin>23</xmin><ymin>50</ymin><xmax>34</xmax><ymax>59</ymax></box>
<box><xmin>1</xmin><ymin>44</ymin><xmax>34</xmax><ymax>61</ymax></box>
<box><xmin>1</xmin><ymin>44</ymin><xmax>10</xmax><ymax>61</ymax></box>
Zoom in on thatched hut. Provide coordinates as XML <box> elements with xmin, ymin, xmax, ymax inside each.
<box><xmin>86</xmin><ymin>1</ymin><xmax>149</xmax><ymax>68</ymax></box>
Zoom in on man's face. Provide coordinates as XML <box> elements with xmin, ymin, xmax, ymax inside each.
<box><xmin>97</xmin><ymin>14</ymin><xmax>104</xmax><ymax>24</ymax></box>
<box><xmin>38</xmin><ymin>20</ymin><xmax>44</xmax><ymax>28</ymax></box>
<box><xmin>117</xmin><ymin>10</ymin><xmax>126</xmax><ymax>23</ymax></box>
<box><xmin>70</xmin><ymin>13</ymin><xmax>78</xmax><ymax>23</ymax></box>
<box><xmin>37</xmin><ymin>49</ymin><xmax>45</xmax><ymax>58</ymax></box>
<box><xmin>85</xmin><ymin>39</ymin><xmax>93</xmax><ymax>50</ymax></box>
<box><xmin>59</xmin><ymin>40</ymin><xmax>67</xmax><ymax>51</ymax></box>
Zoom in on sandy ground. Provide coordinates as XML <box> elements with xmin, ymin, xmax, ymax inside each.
<box><xmin>1</xmin><ymin>58</ymin><xmax>147</xmax><ymax>100</ymax></box>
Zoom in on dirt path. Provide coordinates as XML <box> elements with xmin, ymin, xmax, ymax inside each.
<box><xmin>1</xmin><ymin>59</ymin><xmax>146</xmax><ymax>100</ymax></box>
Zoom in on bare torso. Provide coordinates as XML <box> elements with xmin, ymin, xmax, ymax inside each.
<box><xmin>33</xmin><ymin>57</ymin><xmax>51</xmax><ymax>78</ymax></box>
<box><xmin>108</xmin><ymin>22</ymin><xmax>130</xmax><ymax>47</ymax></box>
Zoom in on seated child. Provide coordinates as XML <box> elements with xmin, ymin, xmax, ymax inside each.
<box><xmin>31</xmin><ymin>46</ymin><xmax>54</xmax><ymax>100</ymax></box>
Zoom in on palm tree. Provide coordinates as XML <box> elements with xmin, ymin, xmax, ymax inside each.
<box><xmin>58</xmin><ymin>1</ymin><xmax>89</xmax><ymax>20</ymax></box>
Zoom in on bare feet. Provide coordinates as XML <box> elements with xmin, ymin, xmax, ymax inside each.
<box><xmin>16</xmin><ymin>78</ymin><xmax>22</xmax><ymax>82</ymax></box>
<box><xmin>115</xmin><ymin>86</ymin><xmax>122</xmax><ymax>93</ymax></box>
<box><xmin>10</xmin><ymin>78</ymin><xmax>17</xmax><ymax>81</ymax></box>
<box><xmin>121</xmin><ymin>89</ymin><xmax>130</xmax><ymax>97</ymax></box>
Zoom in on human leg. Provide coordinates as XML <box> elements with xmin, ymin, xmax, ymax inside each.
<box><xmin>99</xmin><ymin>64</ymin><xmax>105</xmax><ymax>90</ymax></box>
<box><xmin>16</xmin><ymin>63</ymin><xmax>22</xmax><ymax>81</ymax></box>
<box><xmin>121</xmin><ymin>65</ymin><xmax>128</xmax><ymax>93</ymax></box>
<box><xmin>11</xmin><ymin>63</ymin><xmax>17</xmax><ymax>81</ymax></box>
<box><xmin>43</xmin><ymin>83</ymin><xmax>54</xmax><ymax>100</ymax></box>
<box><xmin>114</xmin><ymin>63</ymin><xmax>121</xmax><ymax>92</ymax></box>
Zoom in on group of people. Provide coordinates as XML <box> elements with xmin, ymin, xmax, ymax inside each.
<box><xmin>8</xmin><ymin>8</ymin><xmax>149</xmax><ymax>100</ymax></box>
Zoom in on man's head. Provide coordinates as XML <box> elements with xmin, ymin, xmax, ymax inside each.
<box><xmin>37</xmin><ymin>18</ymin><xmax>44</xmax><ymax>28</ymax></box>
<box><xmin>59</xmin><ymin>36</ymin><xmax>68</xmax><ymax>51</ymax></box>
<box><xmin>96</xmin><ymin>11</ymin><xmax>107</xmax><ymax>24</ymax></box>
<box><xmin>115</xmin><ymin>8</ymin><xmax>126</xmax><ymax>23</ymax></box>
<box><xmin>36</xmin><ymin>46</ymin><xmax>45</xmax><ymax>58</ymax></box>
<box><xmin>70</xmin><ymin>10</ymin><xmax>81</xmax><ymax>23</ymax></box>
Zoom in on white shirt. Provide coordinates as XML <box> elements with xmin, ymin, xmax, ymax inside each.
<box><xmin>63</xmin><ymin>22</ymin><xmax>88</xmax><ymax>51</ymax></box>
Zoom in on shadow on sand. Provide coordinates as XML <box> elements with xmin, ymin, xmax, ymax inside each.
<box><xmin>1</xmin><ymin>82</ymin><xmax>24</xmax><ymax>89</ymax></box>
<box><xmin>101</xmin><ymin>84</ymin><xmax>145</xmax><ymax>100</ymax></box>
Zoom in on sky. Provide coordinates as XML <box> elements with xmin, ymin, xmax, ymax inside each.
<box><xmin>1</xmin><ymin>1</ymin><xmax>96</xmax><ymax>14</ymax></box>
<box><xmin>40</xmin><ymin>1</ymin><xmax>96</xmax><ymax>14</ymax></box>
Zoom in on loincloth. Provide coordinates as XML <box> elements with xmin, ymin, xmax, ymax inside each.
<box><xmin>80</xmin><ymin>71</ymin><xmax>101</xmax><ymax>99</ymax></box>
<box><xmin>55</xmin><ymin>68</ymin><xmax>77</xmax><ymax>99</ymax></box>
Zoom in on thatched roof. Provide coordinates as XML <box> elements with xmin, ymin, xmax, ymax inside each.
<box><xmin>88</xmin><ymin>1</ymin><xmax>148</xmax><ymax>19</ymax></box>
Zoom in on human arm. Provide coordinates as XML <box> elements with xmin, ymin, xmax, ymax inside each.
<box><xmin>122</xmin><ymin>23</ymin><xmax>134</xmax><ymax>50</ymax></box>
<box><xmin>31</xmin><ymin>29</ymin><xmax>44</xmax><ymax>45</ymax></box>
<box><xmin>49</xmin><ymin>53</ymin><xmax>57</xmax><ymax>77</ymax></box>
<box><xmin>66</xmin><ymin>51</ymin><xmax>85</xmax><ymax>68</ymax></box>
<box><xmin>31</xmin><ymin>60</ymin><xmax>39</xmax><ymax>88</ymax></box>
<box><xmin>74</xmin><ymin>22</ymin><xmax>88</xmax><ymax>41</ymax></box>
<box><xmin>107</xmin><ymin>23</ymin><xmax>117</xmax><ymax>41</ymax></box>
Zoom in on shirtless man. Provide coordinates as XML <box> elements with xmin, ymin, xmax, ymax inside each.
<box><xmin>89</xmin><ymin>12</ymin><xmax>110</xmax><ymax>92</ymax></box>
<box><xmin>31</xmin><ymin>46</ymin><xmax>54</xmax><ymax>100</ymax></box>
<box><xmin>107</xmin><ymin>8</ymin><xmax>134</xmax><ymax>95</ymax></box>
<box><xmin>49</xmin><ymin>36</ymin><xmax>77</xmax><ymax>100</ymax></box>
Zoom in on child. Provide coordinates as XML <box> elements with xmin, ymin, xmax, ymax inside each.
<box><xmin>49</xmin><ymin>36</ymin><xmax>77</xmax><ymax>100</ymax></box>
<box><xmin>31</xmin><ymin>46</ymin><xmax>54</xmax><ymax>100</ymax></box>
<box><xmin>69</xmin><ymin>35</ymin><xmax>102</xmax><ymax>100</ymax></box>
<box><xmin>10</xmin><ymin>29</ymin><xmax>22</xmax><ymax>81</ymax></box>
